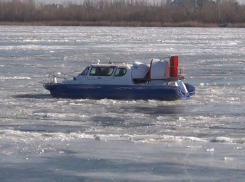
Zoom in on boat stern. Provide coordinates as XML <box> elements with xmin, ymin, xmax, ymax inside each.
<box><xmin>184</xmin><ymin>83</ymin><xmax>195</xmax><ymax>96</ymax></box>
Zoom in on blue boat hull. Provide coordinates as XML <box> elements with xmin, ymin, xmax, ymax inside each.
<box><xmin>44</xmin><ymin>83</ymin><xmax>195</xmax><ymax>101</ymax></box>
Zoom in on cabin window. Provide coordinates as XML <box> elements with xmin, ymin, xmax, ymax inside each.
<box><xmin>114</xmin><ymin>68</ymin><xmax>127</xmax><ymax>77</ymax></box>
<box><xmin>80</xmin><ymin>67</ymin><xmax>89</xmax><ymax>75</ymax></box>
<box><xmin>89</xmin><ymin>66</ymin><xmax>115</xmax><ymax>76</ymax></box>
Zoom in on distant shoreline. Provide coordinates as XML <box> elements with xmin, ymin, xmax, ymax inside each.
<box><xmin>1</xmin><ymin>21</ymin><xmax>245</xmax><ymax>28</ymax></box>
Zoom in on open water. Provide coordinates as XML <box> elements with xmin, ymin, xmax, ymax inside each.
<box><xmin>0</xmin><ymin>26</ymin><xmax>245</xmax><ymax>182</ymax></box>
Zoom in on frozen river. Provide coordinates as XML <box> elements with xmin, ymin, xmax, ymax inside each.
<box><xmin>0</xmin><ymin>26</ymin><xmax>245</xmax><ymax>181</ymax></box>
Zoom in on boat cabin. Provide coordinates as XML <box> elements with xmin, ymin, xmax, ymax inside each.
<box><xmin>68</xmin><ymin>56</ymin><xmax>181</xmax><ymax>85</ymax></box>
<box><xmin>72</xmin><ymin>63</ymin><xmax>134</xmax><ymax>85</ymax></box>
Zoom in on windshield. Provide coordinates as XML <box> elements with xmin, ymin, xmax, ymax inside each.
<box><xmin>80</xmin><ymin>67</ymin><xmax>89</xmax><ymax>75</ymax></box>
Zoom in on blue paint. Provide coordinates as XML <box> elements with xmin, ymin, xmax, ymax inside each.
<box><xmin>44</xmin><ymin>83</ymin><xmax>195</xmax><ymax>101</ymax></box>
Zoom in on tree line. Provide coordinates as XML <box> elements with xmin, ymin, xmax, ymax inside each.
<box><xmin>0</xmin><ymin>0</ymin><xmax>244</xmax><ymax>26</ymax></box>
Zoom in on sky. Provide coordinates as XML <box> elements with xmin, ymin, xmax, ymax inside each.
<box><xmin>36</xmin><ymin>0</ymin><xmax>244</xmax><ymax>5</ymax></box>
<box><xmin>36</xmin><ymin>0</ymin><xmax>161</xmax><ymax>4</ymax></box>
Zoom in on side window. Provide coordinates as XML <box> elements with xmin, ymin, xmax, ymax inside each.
<box><xmin>114</xmin><ymin>68</ymin><xmax>127</xmax><ymax>77</ymax></box>
<box><xmin>80</xmin><ymin>67</ymin><xmax>89</xmax><ymax>75</ymax></box>
<box><xmin>90</xmin><ymin>67</ymin><xmax>115</xmax><ymax>76</ymax></box>
<box><xmin>90</xmin><ymin>67</ymin><xmax>99</xmax><ymax>75</ymax></box>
